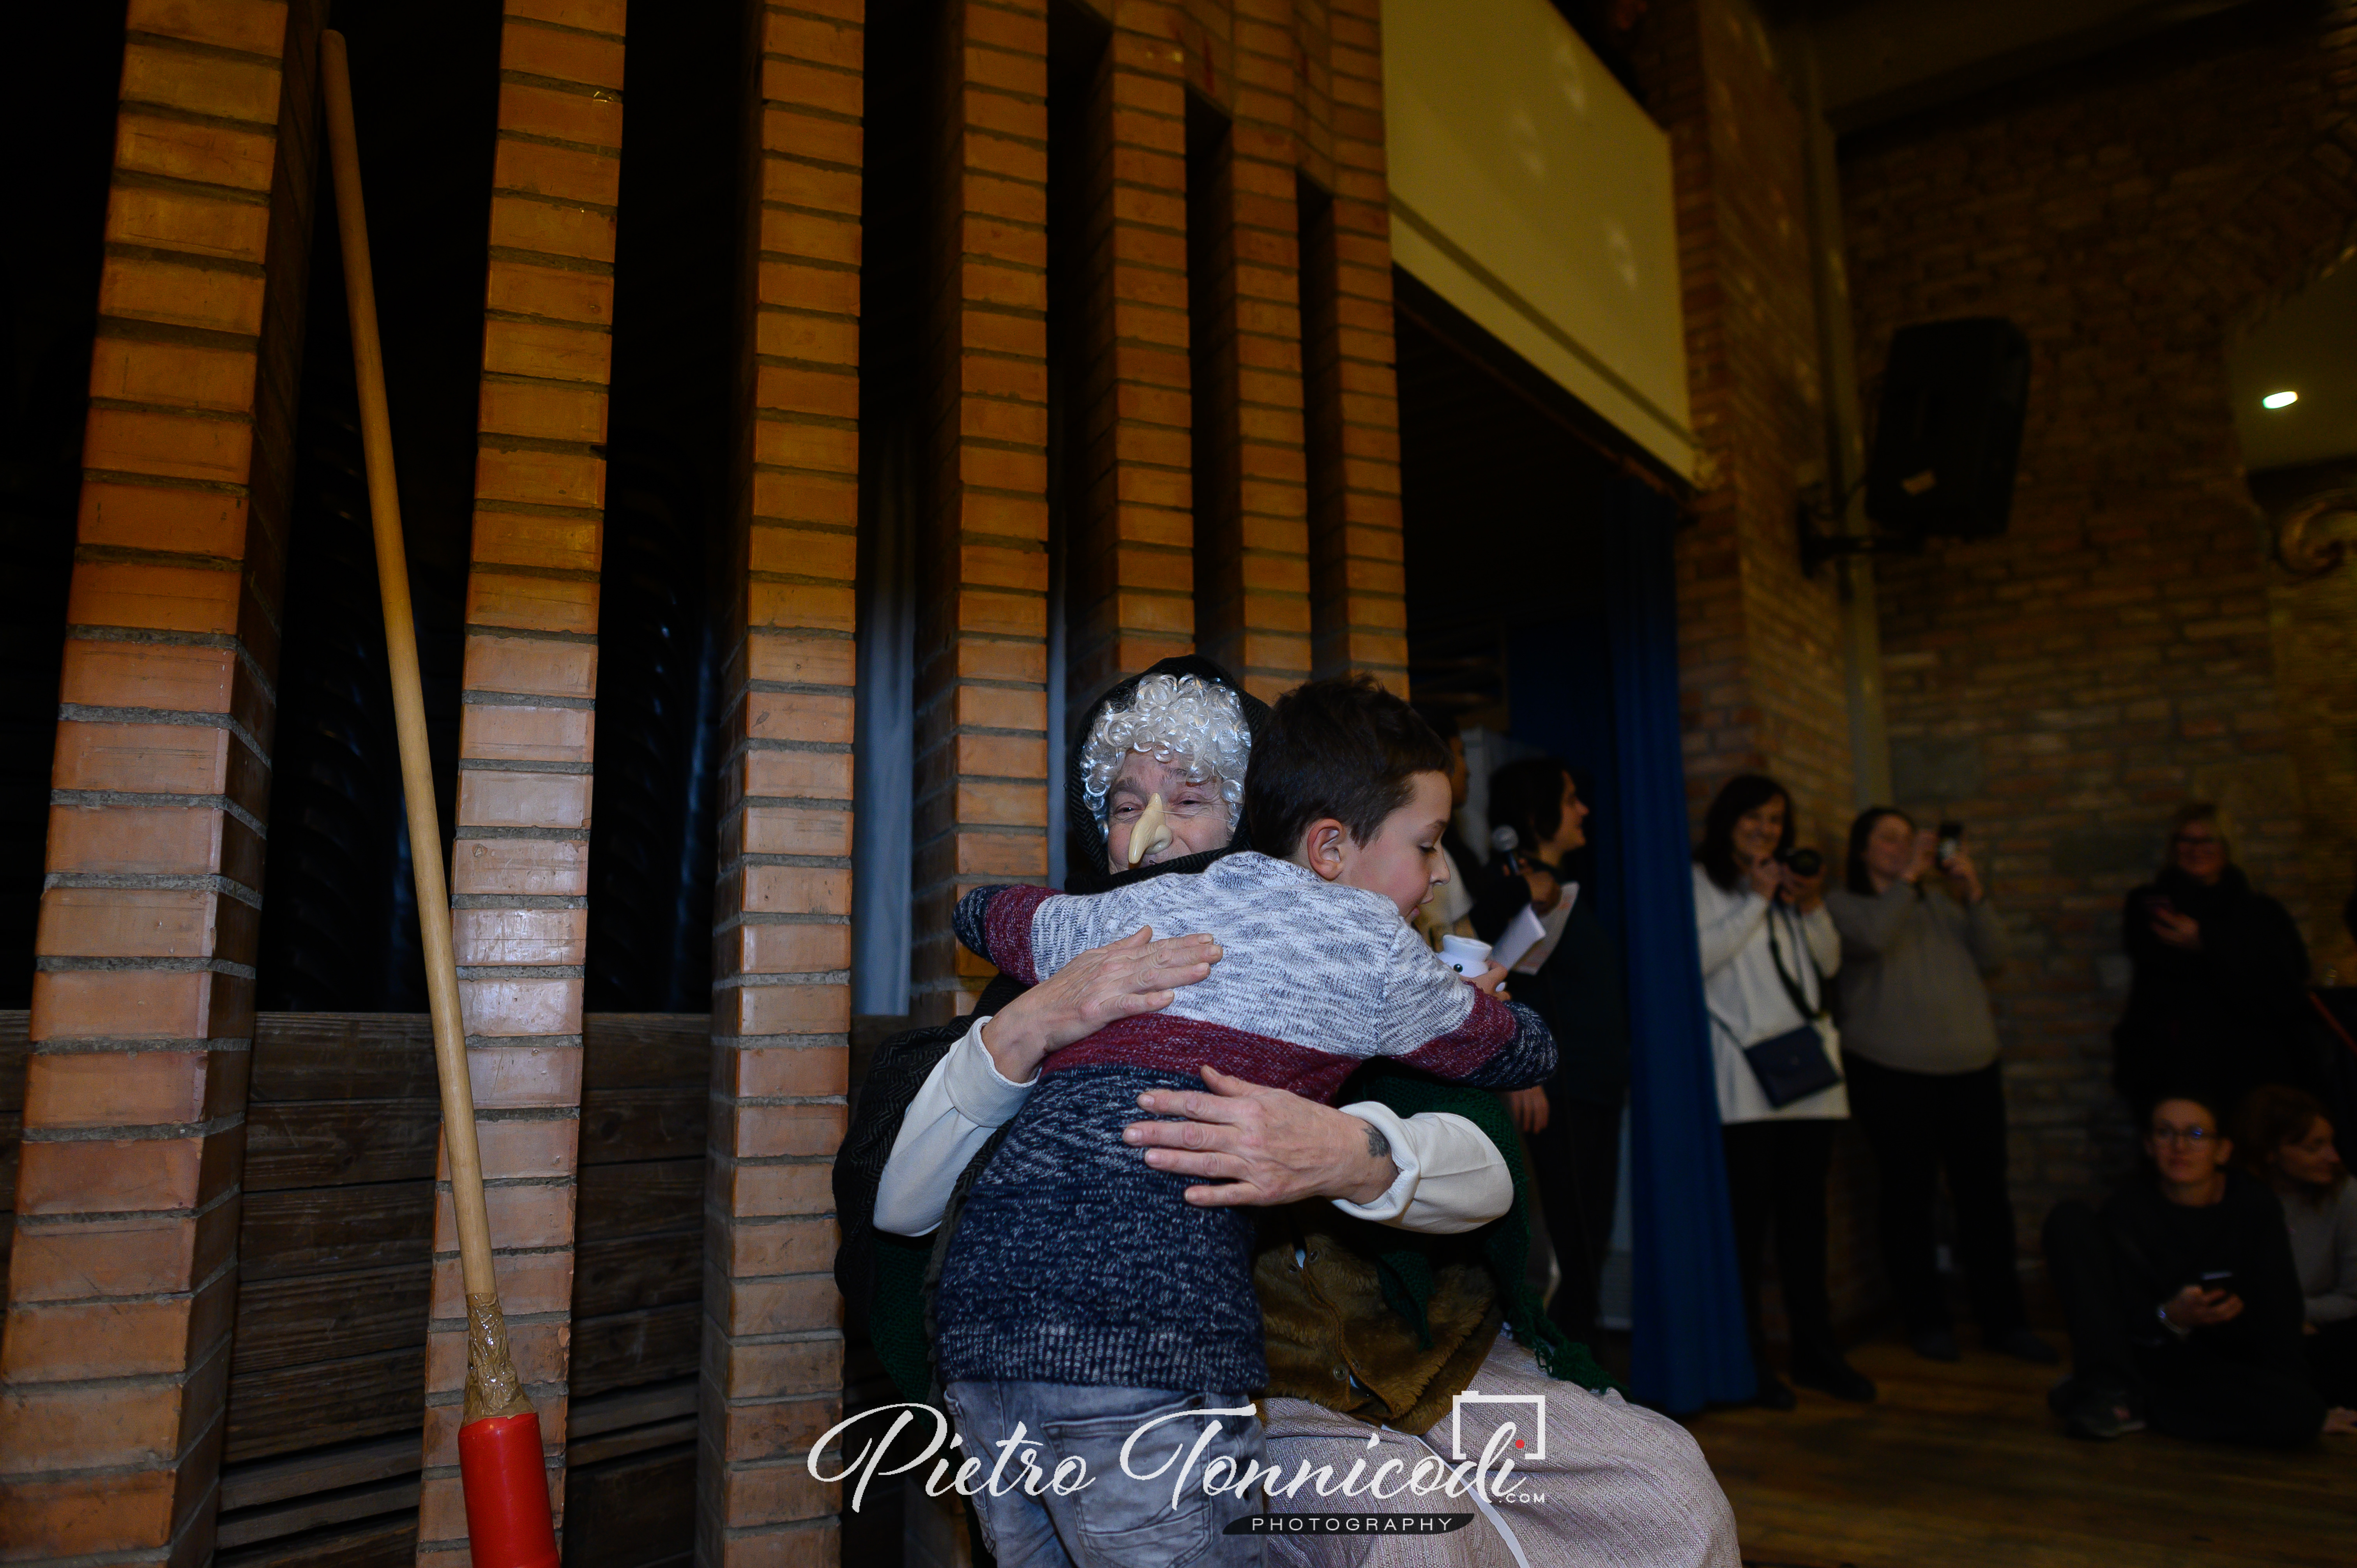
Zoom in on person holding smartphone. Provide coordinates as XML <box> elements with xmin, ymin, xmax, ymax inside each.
<box><xmin>2042</xmin><ymin>1094</ymin><xmax>2352</xmax><ymax>1443</ymax></box>
<box><xmin>1691</xmin><ymin>773</ymin><xmax>1871</xmax><ymax>1408</ymax></box>
<box><xmin>2113</xmin><ymin>803</ymin><xmax>2314</xmax><ymax>1118</ymax></box>
<box><xmin>1826</xmin><ymin>809</ymin><xmax>2054</xmax><ymax>1366</ymax></box>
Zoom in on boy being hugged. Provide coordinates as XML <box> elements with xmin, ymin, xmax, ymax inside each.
<box><xmin>935</xmin><ymin>675</ymin><xmax>1557</xmax><ymax>1565</ymax></box>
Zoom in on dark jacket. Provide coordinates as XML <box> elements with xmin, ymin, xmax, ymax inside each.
<box><xmin>2099</xmin><ymin>1169</ymin><xmax>2308</xmax><ymax>1381</ymax></box>
<box><xmin>2114</xmin><ymin>865</ymin><xmax>2314</xmax><ymax>1114</ymax></box>
<box><xmin>1468</xmin><ymin>860</ymin><xmax>1630</xmax><ymax>1109</ymax></box>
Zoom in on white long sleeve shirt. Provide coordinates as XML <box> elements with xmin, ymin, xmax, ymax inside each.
<box><xmin>873</xmin><ymin>1015</ymin><xmax>1514</xmax><ymax>1237</ymax></box>
<box><xmin>1692</xmin><ymin>865</ymin><xmax>1848</xmax><ymax>1124</ymax></box>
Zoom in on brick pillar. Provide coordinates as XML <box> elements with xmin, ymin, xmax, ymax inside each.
<box><xmin>909</xmin><ymin>0</ymin><xmax>1052</xmax><ymax>1026</ymax></box>
<box><xmin>414</xmin><ymin>5</ymin><xmax>625</xmax><ymax>1561</ymax></box>
<box><xmin>0</xmin><ymin>1</ymin><xmax>324</xmax><ymax>1561</ymax></box>
<box><xmin>1636</xmin><ymin>0</ymin><xmax>1852</xmax><ymax>837</ymax></box>
<box><xmin>1191</xmin><ymin>1</ymin><xmax>1311</xmax><ymax>705</ymax></box>
<box><xmin>697</xmin><ymin>2</ymin><xmax>862</xmax><ymax>1559</ymax></box>
<box><xmin>1066</xmin><ymin>4</ymin><xmax>1193</xmax><ymax>708</ymax></box>
<box><xmin>1301</xmin><ymin>0</ymin><xmax>1404</xmax><ymax>689</ymax></box>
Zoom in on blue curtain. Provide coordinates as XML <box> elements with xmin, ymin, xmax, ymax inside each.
<box><xmin>1604</xmin><ymin>480</ymin><xmax>1753</xmax><ymax>1411</ymax></box>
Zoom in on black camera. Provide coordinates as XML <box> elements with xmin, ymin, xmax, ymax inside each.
<box><xmin>1776</xmin><ymin>847</ymin><xmax>1823</xmax><ymax>879</ymax></box>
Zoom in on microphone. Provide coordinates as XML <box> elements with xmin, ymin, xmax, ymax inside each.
<box><xmin>1490</xmin><ymin>824</ymin><xmax>1520</xmax><ymax>878</ymax></box>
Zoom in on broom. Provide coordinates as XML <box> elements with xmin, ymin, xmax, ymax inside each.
<box><xmin>320</xmin><ymin>30</ymin><xmax>562</xmax><ymax>1568</ymax></box>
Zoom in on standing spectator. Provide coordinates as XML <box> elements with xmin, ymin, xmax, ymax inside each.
<box><xmin>1826</xmin><ymin>809</ymin><xmax>2055</xmax><ymax>1367</ymax></box>
<box><xmin>1472</xmin><ymin>756</ymin><xmax>1628</xmax><ymax>1340</ymax></box>
<box><xmin>2115</xmin><ymin>803</ymin><xmax>2313</xmax><ymax>1117</ymax></box>
<box><xmin>2042</xmin><ymin>1094</ymin><xmax>2348</xmax><ymax>1444</ymax></box>
<box><xmin>1693</xmin><ymin>774</ymin><xmax>1874</xmax><ymax>1407</ymax></box>
<box><xmin>2235</xmin><ymin>1084</ymin><xmax>2357</xmax><ymax>1406</ymax></box>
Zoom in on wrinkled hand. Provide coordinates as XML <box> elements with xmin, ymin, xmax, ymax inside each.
<box><xmin>1507</xmin><ymin>1085</ymin><xmax>1550</xmax><ymax>1134</ymax></box>
<box><xmin>1521</xmin><ymin>866</ymin><xmax>1562</xmax><ymax>913</ymax></box>
<box><xmin>1125</xmin><ymin>1065</ymin><xmax>1396</xmax><ymax>1207</ymax></box>
<box><xmin>2162</xmin><ymin>1285</ymin><xmax>2241</xmax><ymax>1330</ymax></box>
<box><xmin>981</xmin><ymin>926</ymin><xmax>1219</xmax><ymax>1082</ymax></box>
<box><xmin>1782</xmin><ymin>860</ymin><xmax>1826</xmax><ymax>914</ymax></box>
<box><xmin>2151</xmin><ymin>906</ymin><xmax>2202</xmax><ymax>952</ymax></box>
<box><xmin>1745</xmin><ymin>855</ymin><xmax>1783</xmax><ymax>903</ymax></box>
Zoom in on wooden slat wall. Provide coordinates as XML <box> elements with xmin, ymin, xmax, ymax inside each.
<box><xmin>226</xmin><ymin>1017</ymin><xmax>440</xmax><ymax>1467</ymax></box>
<box><xmin>201</xmin><ymin>1015</ymin><xmax>705</xmax><ymax>1567</ymax></box>
<box><xmin>571</xmin><ymin>1014</ymin><xmax>707</xmax><ymax>1398</ymax></box>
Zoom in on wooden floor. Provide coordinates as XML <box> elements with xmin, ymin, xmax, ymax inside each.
<box><xmin>1686</xmin><ymin>1335</ymin><xmax>2354</xmax><ymax>1567</ymax></box>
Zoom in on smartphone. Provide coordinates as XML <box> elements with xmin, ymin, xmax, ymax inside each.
<box><xmin>1936</xmin><ymin>820</ymin><xmax>1964</xmax><ymax>866</ymax></box>
<box><xmin>2199</xmin><ymin>1269</ymin><xmax>2236</xmax><ymax>1298</ymax></box>
<box><xmin>2145</xmin><ymin>894</ymin><xmax>2177</xmax><ymax>918</ymax></box>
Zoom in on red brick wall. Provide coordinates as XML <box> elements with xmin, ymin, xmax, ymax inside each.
<box><xmin>700</xmin><ymin>0</ymin><xmax>864</xmax><ymax>1557</ymax></box>
<box><xmin>1066</xmin><ymin>3</ymin><xmax>1194</xmax><ymax>706</ymax></box>
<box><xmin>1189</xmin><ymin>0</ymin><xmax>1315</xmax><ymax>705</ymax></box>
<box><xmin>1301</xmin><ymin>0</ymin><xmax>1406</xmax><ymax>690</ymax></box>
<box><xmin>1</xmin><ymin>1</ymin><xmax>325</xmax><ymax>1560</ymax></box>
<box><xmin>1642</xmin><ymin>0</ymin><xmax>1854</xmax><ymax>851</ymax></box>
<box><xmin>1840</xmin><ymin>3</ymin><xmax>2357</xmax><ymax>1215</ymax></box>
<box><xmin>414</xmin><ymin>4</ymin><xmax>628</xmax><ymax>1560</ymax></box>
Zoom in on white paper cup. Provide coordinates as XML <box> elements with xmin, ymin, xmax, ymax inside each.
<box><xmin>1438</xmin><ymin>935</ymin><xmax>1492</xmax><ymax>975</ymax></box>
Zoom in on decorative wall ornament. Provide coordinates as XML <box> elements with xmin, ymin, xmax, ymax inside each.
<box><xmin>2274</xmin><ymin>491</ymin><xmax>2357</xmax><ymax>580</ymax></box>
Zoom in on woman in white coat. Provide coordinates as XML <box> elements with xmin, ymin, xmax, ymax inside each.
<box><xmin>1692</xmin><ymin>773</ymin><xmax>1876</xmax><ymax>1409</ymax></box>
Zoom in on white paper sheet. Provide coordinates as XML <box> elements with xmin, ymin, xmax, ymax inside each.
<box><xmin>1490</xmin><ymin>904</ymin><xmax>1548</xmax><ymax>972</ymax></box>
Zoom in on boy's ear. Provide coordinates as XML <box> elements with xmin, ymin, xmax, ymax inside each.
<box><xmin>1299</xmin><ymin>818</ymin><xmax>1350</xmax><ymax>883</ymax></box>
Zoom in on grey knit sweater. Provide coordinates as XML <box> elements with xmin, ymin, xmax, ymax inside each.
<box><xmin>936</xmin><ymin>853</ymin><xmax>1557</xmax><ymax>1393</ymax></box>
<box><xmin>1825</xmin><ymin>881</ymin><xmax>2007</xmax><ymax>1074</ymax></box>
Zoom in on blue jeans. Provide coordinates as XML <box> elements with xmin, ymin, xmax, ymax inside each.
<box><xmin>943</xmin><ymin>1381</ymin><xmax>1266</xmax><ymax>1568</ymax></box>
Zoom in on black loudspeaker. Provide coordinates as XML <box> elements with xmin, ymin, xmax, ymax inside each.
<box><xmin>1864</xmin><ymin>317</ymin><xmax>2030</xmax><ymax>539</ymax></box>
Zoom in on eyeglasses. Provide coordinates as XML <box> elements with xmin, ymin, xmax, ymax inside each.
<box><xmin>2149</xmin><ymin>1124</ymin><xmax>2212</xmax><ymax>1146</ymax></box>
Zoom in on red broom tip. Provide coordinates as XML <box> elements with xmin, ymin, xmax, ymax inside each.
<box><xmin>457</xmin><ymin>1412</ymin><xmax>561</xmax><ymax>1568</ymax></box>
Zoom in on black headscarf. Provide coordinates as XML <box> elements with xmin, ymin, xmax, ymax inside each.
<box><xmin>1062</xmin><ymin>654</ymin><xmax>1274</xmax><ymax>893</ymax></box>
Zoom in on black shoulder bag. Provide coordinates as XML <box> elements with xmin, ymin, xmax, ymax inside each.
<box><xmin>1742</xmin><ymin>905</ymin><xmax>1844</xmax><ymax>1110</ymax></box>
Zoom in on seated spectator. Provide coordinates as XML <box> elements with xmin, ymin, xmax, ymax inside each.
<box><xmin>2237</xmin><ymin>1084</ymin><xmax>2357</xmax><ymax>1406</ymax></box>
<box><xmin>2042</xmin><ymin>1093</ymin><xmax>2349</xmax><ymax>1444</ymax></box>
<box><xmin>2113</xmin><ymin>803</ymin><xmax>2314</xmax><ymax>1116</ymax></box>
<box><xmin>1825</xmin><ymin>809</ymin><xmax>2053</xmax><ymax>1366</ymax></box>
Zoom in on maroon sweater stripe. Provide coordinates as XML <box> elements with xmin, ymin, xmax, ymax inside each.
<box><xmin>1395</xmin><ymin>989</ymin><xmax>1517</xmax><ymax>1079</ymax></box>
<box><xmin>1040</xmin><ymin>1013</ymin><xmax>1366</xmax><ymax>1104</ymax></box>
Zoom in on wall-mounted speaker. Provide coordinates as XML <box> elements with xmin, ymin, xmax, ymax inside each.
<box><xmin>1865</xmin><ymin>317</ymin><xmax>2030</xmax><ymax>539</ymax></box>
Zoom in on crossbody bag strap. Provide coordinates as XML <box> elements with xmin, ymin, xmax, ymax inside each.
<box><xmin>2312</xmin><ymin>990</ymin><xmax>2357</xmax><ymax>1059</ymax></box>
<box><xmin>1764</xmin><ymin>903</ymin><xmax>1827</xmax><ymax>1021</ymax></box>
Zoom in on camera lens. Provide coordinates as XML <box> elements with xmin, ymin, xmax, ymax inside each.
<box><xmin>1780</xmin><ymin>848</ymin><xmax>1823</xmax><ymax>879</ymax></box>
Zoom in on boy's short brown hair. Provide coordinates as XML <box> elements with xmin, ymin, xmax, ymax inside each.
<box><xmin>1244</xmin><ymin>675</ymin><xmax>1455</xmax><ymax>858</ymax></box>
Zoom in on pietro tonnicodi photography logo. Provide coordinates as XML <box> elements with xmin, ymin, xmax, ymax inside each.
<box><xmin>1450</xmin><ymin>1391</ymin><xmax>1548</xmax><ymax>1462</ymax></box>
<box><xmin>805</xmin><ymin>1387</ymin><xmax>1550</xmax><ymax>1530</ymax></box>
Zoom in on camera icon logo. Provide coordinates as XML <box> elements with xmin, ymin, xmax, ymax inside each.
<box><xmin>1448</xmin><ymin>1391</ymin><xmax>1547</xmax><ymax>1462</ymax></box>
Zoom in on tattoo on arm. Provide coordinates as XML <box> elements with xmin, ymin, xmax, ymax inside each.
<box><xmin>1364</xmin><ymin>1123</ymin><xmax>1392</xmax><ymax>1163</ymax></box>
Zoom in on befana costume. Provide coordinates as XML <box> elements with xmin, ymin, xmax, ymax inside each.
<box><xmin>832</xmin><ymin>657</ymin><xmax>1735</xmax><ymax>1566</ymax></box>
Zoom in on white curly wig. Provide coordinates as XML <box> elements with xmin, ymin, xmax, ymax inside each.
<box><xmin>1080</xmin><ymin>673</ymin><xmax>1251</xmax><ymax>834</ymax></box>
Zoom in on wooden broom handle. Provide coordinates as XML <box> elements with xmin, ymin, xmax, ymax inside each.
<box><xmin>320</xmin><ymin>30</ymin><xmax>500</xmax><ymax>1306</ymax></box>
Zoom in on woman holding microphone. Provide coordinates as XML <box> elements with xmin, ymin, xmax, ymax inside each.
<box><xmin>1693</xmin><ymin>774</ymin><xmax>1874</xmax><ymax>1408</ymax></box>
<box><xmin>1825</xmin><ymin>810</ymin><xmax>2055</xmax><ymax>1366</ymax></box>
